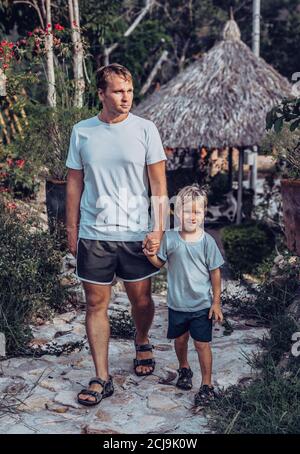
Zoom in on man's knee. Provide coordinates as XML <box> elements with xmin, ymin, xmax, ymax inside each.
<box><xmin>131</xmin><ymin>295</ymin><xmax>153</xmax><ymax>308</ymax></box>
<box><xmin>86</xmin><ymin>294</ymin><xmax>110</xmax><ymax>313</ymax></box>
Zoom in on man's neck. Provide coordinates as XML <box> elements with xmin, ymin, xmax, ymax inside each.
<box><xmin>98</xmin><ymin>110</ymin><xmax>129</xmax><ymax>124</ymax></box>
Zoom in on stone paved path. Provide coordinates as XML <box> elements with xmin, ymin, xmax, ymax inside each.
<box><xmin>0</xmin><ymin>290</ymin><xmax>267</xmax><ymax>434</ymax></box>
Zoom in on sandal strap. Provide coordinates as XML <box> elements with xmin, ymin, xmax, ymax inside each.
<box><xmin>78</xmin><ymin>389</ymin><xmax>101</xmax><ymax>399</ymax></box>
<box><xmin>88</xmin><ymin>376</ymin><xmax>106</xmax><ymax>387</ymax></box>
<box><xmin>134</xmin><ymin>358</ymin><xmax>156</xmax><ymax>367</ymax></box>
<box><xmin>135</xmin><ymin>343</ymin><xmax>154</xmax><ymax>352</ymax></box>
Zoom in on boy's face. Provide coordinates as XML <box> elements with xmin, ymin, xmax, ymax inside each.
<box><xmin>98</xmin><ymin>74</ymin><xmax>134</xmax><ymax>116</ymax></box>
<box><xmin>180</xmin><ymin>198</ymin><xmax>205</xmax><ymax>232</ymax></box>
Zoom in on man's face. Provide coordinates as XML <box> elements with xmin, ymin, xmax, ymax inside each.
<box><xmin>98</xmin><ymin>74</ymin><xmax>134</xmax><ymax>115</ymax></box>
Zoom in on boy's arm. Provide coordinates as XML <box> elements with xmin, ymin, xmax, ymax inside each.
<box><xmin>145</xmin><ymin>252</ymin><xmax>166</xmax><ymax>269</ymax></box>
<box><xmin>209</xmin><ymin>268</ymin><xmax>223</xmax><ymax>322</ymax></box>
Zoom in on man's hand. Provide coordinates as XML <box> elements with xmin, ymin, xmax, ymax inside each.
<box><xmin>208</xmin><ymin>304</ymin><xmax>224</xmax><ymax>323</ymax></box>
<box><xmin>67</xmin><ymin>227</ymin><xmax>78</xmax><ymax>258</ymax></box>
<box><xmin>142</xmin><ymin>231</ymin><xmax>162</xmax><ymax>256</ymax></box>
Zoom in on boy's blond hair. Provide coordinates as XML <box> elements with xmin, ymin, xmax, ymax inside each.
<box><xmin>174</xmin><ymin>184</ymin><xmax>208</xmax><ymax>217</ymax></box>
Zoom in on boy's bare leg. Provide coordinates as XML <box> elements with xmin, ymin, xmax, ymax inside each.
<box><xmin>124</xmin><ymin>278</ymin><xmax>155</xmax><ymax>375</ymax></box>
<box><xmin>194</xmin><ymin>340</ymin><xmax>213</xmax><ymax>386</ymax></box>
<box><xmin>78</xmin><ymin>282</ymin><xmax>111</xmax><ymax>402</ymax></box>
<box><xmin>174</xmin><ymin>331</ymin><xmax>190</xmax><ymax>369</ymax></box>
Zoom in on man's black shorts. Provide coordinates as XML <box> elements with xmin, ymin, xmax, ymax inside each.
<box><xmin>167</xmin><ymin>307</ymin><xmax>213</xmax><ymax>342</ymax></box>
<box><xmin>75</xmin><ymin>238</ymin><xmax>160</xmax><ymax>285</ymax></box>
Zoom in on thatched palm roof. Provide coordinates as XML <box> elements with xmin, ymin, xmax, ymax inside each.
<box><xmin>133</xmin><ymin>19</ymin><xmax>296</xmax><ymax>149</ymax></box>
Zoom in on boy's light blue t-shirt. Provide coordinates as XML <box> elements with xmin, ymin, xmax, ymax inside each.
<box><xmin>66</xmin><ymin>112</ymin><xmax>166</xmax><ymax>241</ymax></box>
<box><xmin>157</xmin><ymin>230</ymin><xmax>225</xmax><ymax>312</ymax></box>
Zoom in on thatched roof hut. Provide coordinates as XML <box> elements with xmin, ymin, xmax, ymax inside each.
<box><xmin>134</xmin><ymin>19</ymin><xmax>296</xmax><ymax>149</ymax></box>
<box><xmin>134</xmin><ymin>17</ymin><xmax>297</xmax><ymax>224</ymax></box>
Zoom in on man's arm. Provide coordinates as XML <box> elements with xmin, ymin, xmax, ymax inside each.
<box><xmin>66</xmin><ymin>168</ymin><xmax>84</xmax><ymax>257</ymax></box>
<box><xmin>208</xmin><ymin>268</ymin><xmax>223</xmax><ymax>323</ymax></box>
<box><xmin>143</xmin><ymin>160</ymin><xmax>168</xmax><ymax>253</ymax></box>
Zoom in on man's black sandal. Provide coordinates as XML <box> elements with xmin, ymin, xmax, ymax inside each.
<box><xmin>133</xmin><ymin>334</ymin><xmax>156</xmax><ymax>377</ymax></box>
<box><xmin>77</xmin><ymin>376</ymin><xmax>114</xmax><ymax>407</ymax></box>
<box><xmin>176</xmin><ymin>367</ymin><xmax>193</xmax><ymax>390</ymax></box>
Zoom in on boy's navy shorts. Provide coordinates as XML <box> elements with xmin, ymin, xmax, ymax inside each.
<box><xmin>76</xmin><ymin>238</ymin><xmax>160</xmax><ymax>285</ymax></box>
<box><xmin>167</xmin><ymin>307</ymin><xmax>212</xmax><ymax>342</ymax></box>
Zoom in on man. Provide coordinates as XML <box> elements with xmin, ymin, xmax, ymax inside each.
<box><xmin>66</xmin><ymin>63</ymin><xmax>168</xmax><ymax>406</ymax></box>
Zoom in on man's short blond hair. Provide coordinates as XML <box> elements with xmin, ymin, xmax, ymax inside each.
<box><xmin>174</xmin><ymin>184</ymin><xmax>208</xmax><ymax>216</ymax></box>
<box><xmin>96</xmin><ymin>63</ymin><xmax>133</xmax><ymax>92</ymax></box>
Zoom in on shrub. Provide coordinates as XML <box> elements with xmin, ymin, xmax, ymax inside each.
<box><xmin>0</xmin><ymin>199</ymin><xmax>68</xmax><ymax>354</ymax></box>
<box><xmin>210</xmin><ymin>253</ymin><xmax>300</xmax><ymax>434</ymax></box>
<box><xmin>0</xmin><ymin>144</ymin><xmax>40</xmax><ymax>199</ymax></box>
<box><xmin>221</xmin><ymin>222</ymin><xmax>275</xmax><ymax>277</ymax></box>
<box><xmin>14</xmin><ymin>104</ymin><xmax>97</xmax><ymax>181</ymax></box>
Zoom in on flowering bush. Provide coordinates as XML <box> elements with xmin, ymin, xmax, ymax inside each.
<box><xmin>0</xmin><ymin>39</ymin><xmax>15</xmax><ymax>72</ymax></box>
<box><xmin>0</xmin><ymin>146</ymin><xmax>39</xmax><ymax>199</ymax></box>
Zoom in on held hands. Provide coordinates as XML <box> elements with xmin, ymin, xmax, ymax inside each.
<box><xmin>142</xmin><ymin>232</ymin><xmax>161</xmax><ymax>256</ymax></box>
<box><xmin>208</xmin><ymin>304</ymin><xmax>224</xmax><ymax>323</ymax></box>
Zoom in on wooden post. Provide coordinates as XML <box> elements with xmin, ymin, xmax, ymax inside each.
<box><xmin>228</xmin><ymin>147</ymin><xmax>233</xmax><ymax>192</ymax></box>
<box><xmin>251</xmin><ymin>0</ymin><xmax>260</xmax><ymax>204</ymax></box>
<box><xmin>236</xmin><ymin>147</ymin><xmax>244</xmax><ymax>224</ymax></box>
<box><xmin>252</xmin><ymin>0</ymin><xmax>261</xmax><ymax>57</ymax></box>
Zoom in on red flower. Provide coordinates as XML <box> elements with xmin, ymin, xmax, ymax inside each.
<box><xmin>54</xmin><ymin>24</ymin><xmax>64</xmax><ymax>31</ymax></box>
<box><xmin>3</xmin><ymin>63</ymin><xmax>8</xmax><ymax>70</ymax></box>
<box><xmin>16</xmin><ymin>159</ymin><xmax>25</xmax><ymax>169</ymax></box>
<box><xmin>6</xmin><ymin>158</ymin><xmax>14</xmax><ymax>166</ymax></box>
<box><xmin>28</xmin><ymin>31</ymin><xmax>33</xmax><ymax>37</ymax></box>
<box><xmin>47</xmin><ymin>23</ymin><xmax>51</xmax><ymax>28</ymax></box>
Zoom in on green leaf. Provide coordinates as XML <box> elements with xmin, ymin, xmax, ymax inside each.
<box><xmin>274</xmin><ymin>117</ymin><xmax>284</xmax><ymax>133</ymax></box>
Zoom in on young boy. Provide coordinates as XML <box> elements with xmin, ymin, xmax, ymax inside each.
<box><xmin>144</xmin><ymin>185</ymin><xmax>224</xmax><ymax>406</ymax></box>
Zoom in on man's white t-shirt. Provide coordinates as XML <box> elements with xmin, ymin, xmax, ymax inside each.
<box><xmin>66</xmin><ymin>112</ymin><xmax>167</xmax><ymax>241</ymax></box>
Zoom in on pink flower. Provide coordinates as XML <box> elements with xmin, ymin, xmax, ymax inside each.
<box><xmin>16</xmin><ymin>159</ymin><xmax>25</xmax><ymax>169</ymax></box>
<box><xmin>6</xmin><ymin>158</ymin><xmax>14</xmax><ymax>167</ymax></box>
<box><xmin>6</xmin><ymin>202</ymin><xmax>17</xmax><ymax>210</ymax></box>
<box><xmin>28</xmin><ymin>31</ymin><xmax>33</xmax><ymax>37</ymax></box>
<box><xmin>47</xmin><ymin>23</ymin><xmax>51</xmax><ymax>28</ymax></box>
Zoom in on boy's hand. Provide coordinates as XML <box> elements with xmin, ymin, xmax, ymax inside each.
<box><xmin>143</xmin><ymin>238</ymin><xmax>160</xmax><ymax>256</ymax></box>
<box><xmin>209</xmin><ymin>304</ymin><xmax>223</xmax><ymax>323</ymax></box>
<box><xmin>142</xmin><ymin>232</ymin><xmax>161</xmax><ymax>256</ymax></box>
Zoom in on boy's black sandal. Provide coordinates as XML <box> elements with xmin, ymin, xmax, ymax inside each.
<box><xmin>194</xmin><ymin>384</ymin><xmax>217</xmax><ymax>406</ymax></box>
<box><xmin>77</xmin><ymin>376</ymin><xmax>114</xmax><ymax>406</ymax></box>
<box><xmin>133</xmin><ymin>333</ymin><xmax>155</xmax><ymax>377</ymax></box>
<box><xmin>176</xmin><ymin>367</ymin><xmax>193</xmax><ymax>390</ymax></box>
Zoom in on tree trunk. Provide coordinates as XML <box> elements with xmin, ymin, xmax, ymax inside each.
<box><xmin>45</xmin><ymin>0</ymin><xmax>56</xmax><ymax>107</ymax></box>
<box><xmin>68</xmin><ymin>0</ymin><xmax>85</xmax><ymax>108</ymax></box>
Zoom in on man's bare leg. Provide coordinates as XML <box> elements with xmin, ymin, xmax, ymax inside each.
<box><xmin>78</xmin><ymin>282</ymin><xmax>111</xmax><ymax>402</ymax></box>
<box><xmin>124</xmin><ymin>278</ymin><xmax>155</xmax><ymax>375</ymax></box>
